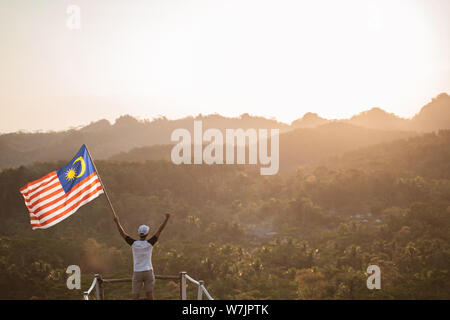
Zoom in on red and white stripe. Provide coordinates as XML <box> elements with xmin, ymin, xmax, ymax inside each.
<box><xmin>20</xmin><ymin>171</ymin><xmax>104</xmax><ymax>230</ymax></box>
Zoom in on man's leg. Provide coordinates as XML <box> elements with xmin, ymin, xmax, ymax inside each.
<box><xmin>132</xmin><ymin>272</ymin><xmax>142</xmax><ymax>300</ymax></box>
<box><xmin>145</xmin><ymin>291</ymin><xmax>154</xmax><ymax>300</ymax></box>
<box><xmin>143</xmin><ymin>270</ymin><xmax>155</xmax><ymax>300</ymax></box>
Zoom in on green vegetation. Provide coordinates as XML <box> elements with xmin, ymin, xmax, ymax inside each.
<box><xmin>0</xmin><ymin>131</ymin><xmax>449</xmax><ymax>299</ymax></box>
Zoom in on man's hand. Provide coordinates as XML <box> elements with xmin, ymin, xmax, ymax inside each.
<box><xmin>165</xmin><ymin>213</ymin><xmax>171</xmax><ymax>219</ymax></box>
<box><xmin>113</xmin><ymin>215</ymin><xmax>127</xmax><ymax>239</ymax></box>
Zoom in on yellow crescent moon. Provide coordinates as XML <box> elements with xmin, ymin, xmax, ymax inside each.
<box><xmin>73</xmin><ymin>156</ymin><xmax>86</xmax><ymax>178</ymax></box>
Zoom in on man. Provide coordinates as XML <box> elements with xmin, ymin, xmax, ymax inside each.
<box><xmin>113</xmin><ymin>213</ymin><xmax>171</xmax><ymax>300</ymax></box>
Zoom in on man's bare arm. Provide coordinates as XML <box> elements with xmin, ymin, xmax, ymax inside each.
<box><xmin>113</xmin><ymin>216</ymin><xmax>128</xmax><ymax>239</ymax></box>
<box><xmin>154</xmin><ymin>213</ymin><xmax>171</xmax><ymax>239</ymax></box>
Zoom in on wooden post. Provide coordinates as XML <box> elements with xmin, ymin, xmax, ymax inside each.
<box><xmin>180</xmin><ymin>271</ymin><xmax>187</xmax><ymax>300</ymax></box>
<box><xmin>85</xmin><ymin>145</ymin><xmax>117</xmax><ymax>219</ymax></box>
<box><xmin>197</xmin><ymin>280</ymin><xmax>204</xmax><ymax>300</ymax></box>
<box><xmin>95</xmin><ymin>274</ymin><xmax>104</xmax><ymax>300</ymax></box>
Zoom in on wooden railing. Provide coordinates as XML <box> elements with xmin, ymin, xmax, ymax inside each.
<box><xmin>83</xmin><ymin>271</ymin><xmax>213</xmax><ymax>300</ymax></box>
<box><xmin>182</xmin><ymin>272</ymin><xmax>214</xmax><ymax>300</ymax></box>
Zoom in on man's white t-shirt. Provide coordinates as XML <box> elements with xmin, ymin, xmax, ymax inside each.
<box><xmin>125</xmin><ymin>235</ymin><xmax>158</xmax><ymax>272</ymax></box>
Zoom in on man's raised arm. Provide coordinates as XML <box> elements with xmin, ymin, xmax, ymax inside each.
<box><xmin>114</xmin><ymin>215</ymin><xmax>128</xmax><ymax>239</ymax></box>
<box><xmin>154</xmin><ymin>213</ymin><xmax>171</xmax><ymax>239</ymax></box>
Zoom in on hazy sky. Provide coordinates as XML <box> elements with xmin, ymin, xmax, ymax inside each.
<box><xmin>1</xmin><ymin>0</ymin><xmax>449</xmax><ymax>133</ymax></box>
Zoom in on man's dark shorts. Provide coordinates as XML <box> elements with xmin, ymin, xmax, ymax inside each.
<box><xmin>132</xmin><ymin>269</ymin><xmax>155</xmax><ymax>295</ymax></box>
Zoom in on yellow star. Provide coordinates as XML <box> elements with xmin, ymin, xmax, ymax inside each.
<box><xmin>65</xmin><ymin>168</ymin><xmax>77</xmax><ymax>181</ymax></box>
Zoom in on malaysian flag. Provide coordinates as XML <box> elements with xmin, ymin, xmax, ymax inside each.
<box><xmin>20</xmin><ymin>145</ymin><xmax>104</xmax><ymax>230</ymax></box>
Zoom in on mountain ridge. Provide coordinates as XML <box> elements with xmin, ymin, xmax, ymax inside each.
<box><xmin>2</xmin><ymin>92</ymin><xmax>449</xmax><ymax>135</ymax></box>
<box><xmin>0</xmin><ymin>93</ymin><xmax>448</xmax><ymax>170</ymax></box>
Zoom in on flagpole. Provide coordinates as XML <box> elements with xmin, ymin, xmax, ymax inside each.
<box><xmin>85</xmin><ymin>145</ymin><xmax>118</xmax><ymax>219</ymax></box>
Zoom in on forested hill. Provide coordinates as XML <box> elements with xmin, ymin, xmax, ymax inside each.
<box><xmin>324</xmin><ymin>130</ymin><xmax>450</xmax><ymax>179</ymax></box>
<box><xmin>110</xmin><ymin>122</ymin><xmax>416</xmax><ymax>171</ymax></box>
<box><xmin>0</xmin><ymin>129</ymin><xmax>449</xmax><ymax>299</ymax></box>
<box><xmin>0</xmin><ymin>93</ymin><xmax>449</xmax><ymax>170</ymax></box>
<box><xmin>0</xmin><ymin>114</ymin><xmax>288</xmax><ymax>170</ymax></box>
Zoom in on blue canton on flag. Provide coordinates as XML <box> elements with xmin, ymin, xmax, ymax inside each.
<box><xmin>57</xmin><ymin>145</ymin><xmax>96</xmax><ymax>193</ymax></box>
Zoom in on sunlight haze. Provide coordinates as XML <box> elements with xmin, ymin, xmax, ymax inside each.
<box><xmin>1</xmin><ymin>0</ymin><xmax>449</xmax><ymax>132</ymax></box>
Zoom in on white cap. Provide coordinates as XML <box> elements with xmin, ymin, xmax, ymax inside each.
<box><xmin>138</xmin><ymin>225</ymin><xmax>150</xmax><ymax>236</ymax></box>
